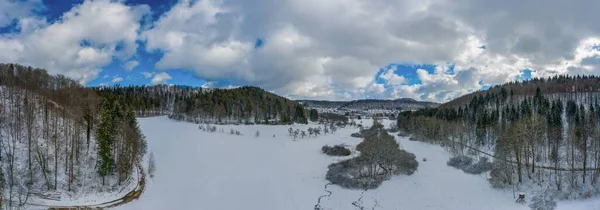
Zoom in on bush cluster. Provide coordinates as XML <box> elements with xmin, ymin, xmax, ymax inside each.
<box><xmin>448</xmin><ymin>155</ymin><xmax>493</xmax><ymax>175</ymax></box>
<box><xmin>321</xmin><ymin>145</ymin><xmax>352</xmax><ymax>156</ymax></box>
<box><xmin>326</xmin><ymin>120</ymin><xmax>418</xmax><ymax>189</ymax></box>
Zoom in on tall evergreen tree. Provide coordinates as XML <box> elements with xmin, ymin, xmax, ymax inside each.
<box><xmin>294</xmin><ymin>104</ymin><xmax>308</xmax><ymax>124</ymax></box>
<box><xmin>309</xmin><ymin>109</ymin><xmax>319</xmax><ymax>122</ymax></box>
<box><xmin>96</xmin><ymin>99</ymin><xmax>115</xmax><ymax>184</ymax></box>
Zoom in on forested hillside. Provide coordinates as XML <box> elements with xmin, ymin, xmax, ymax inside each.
<box><xmin>95</xmin><ymin>86</ymin><xmax>308</xmax><ymax>124</ymax></box>
<box><xmin>0</xmin><ymin>63</ymin><xmax>146</xmax><ymax>208</ymax></box>
<box><xmin>299</xmin><ymin>98</ymin><xmax>438</xmax><ymax>111</ymax></box>
<box><xmin>398</xmin><ymin>75</ymin><xmax>600</xmax><ymax>200</ymax></box>
<box><xmin>442</xmin><ymin>75</ymin><xmax>600</xmax><ymax>108</ymax></box>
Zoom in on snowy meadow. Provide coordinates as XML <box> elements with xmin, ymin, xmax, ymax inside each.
<box><xmin>119</xmin><ymin>116</ymin><xmax>600</xmax><ymax>210</ymax></box>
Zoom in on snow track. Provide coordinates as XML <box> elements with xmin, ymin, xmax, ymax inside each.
<box><xmin>314</xmin><ymin>183</ymin><xmax>333</xmax><ymax>210</ymax></box>
<box><xmin>351</xmin><ymin>190</ymin><xmax>367</xmax><ymax>210</ymax></box>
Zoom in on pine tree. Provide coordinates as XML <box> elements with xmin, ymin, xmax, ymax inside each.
<box><xmin>309</xmin><ymin>109</ymin><xmax>319</xmax><ymax>122</ymax></box>
<box><xmin>294</xmin><ymin>104</ymin><xmax>308</xmax><ymax>124</ymax></box>
<box><xmin>96</xmin><ymin>99</ymin><xmax>115</xmax><ymax>184</ymax></box>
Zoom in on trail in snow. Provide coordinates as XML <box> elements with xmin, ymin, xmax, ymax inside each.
<box><xmin>351</xmin><ymin>190</ymin><xmax>367</xmax><ymax>210</ymax></box>
<box><xmin>314</xmin><ymin>183</ymin><xmax>333</xmax><ymax>210</ymax></box>
<box><xmin>350</xmin><ymin>189</ymin><xmax>381</xmax><ymax>210</ymax></box>
<box><xmin>372</xmin><ymin>199</ymin><xmax>382</xmax><ymax>209</ymax></box>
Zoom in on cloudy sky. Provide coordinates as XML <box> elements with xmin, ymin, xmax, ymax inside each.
<box><xmin>1</xmin><ymin>0</ymin><xmax>600</xmax><ymax>102</ymax></box>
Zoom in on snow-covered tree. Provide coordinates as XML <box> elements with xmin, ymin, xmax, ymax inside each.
<box><xmin>529</xmin><ymin>193</ymin><xmax>556</xmax><ymax>210</ymax></box>
<box><xmin>148</xmin><ymin>152</ymin><xmax>156</xmax><ymax>179</ymax></box>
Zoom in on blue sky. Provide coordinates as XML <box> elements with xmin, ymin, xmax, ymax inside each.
<box><xmin>2</xmin><ymin>0</ymin><xmax>599</xmax><ymax>102</ymax></box>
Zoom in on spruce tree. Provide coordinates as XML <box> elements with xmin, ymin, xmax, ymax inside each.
<box><xmin>309</xmin><ymin>109</ymin><xmax>319</xmax><ymax>122</ymax></box>
<box><xmin>96</xmin><ymin>99</ymin><xmax>115</xmax><ymax>184</ymax></box>
<box><xmin>294</xmin><ymin>104</ymin><xmax>308</xmax><ymax>124</ymax></box>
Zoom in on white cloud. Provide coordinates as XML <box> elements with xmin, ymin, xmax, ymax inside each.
<box><xmin>124</xmin><ymin>60</ymin><xmax>139</xmax><ymax>71</ymax></box>
<box><xmin>138</xmin><ymin>0</ymin><xmax>600</xmax><ymax>102</ymax></box>
<box><xmin>0</xmin><ymin>0</ymin><xmax>150</xmax><ymax>84</ymax></box>
<box><xmin>201</xmin><ymin>81</ymin><xmax>215</xmax><ymax>88</ymax></box>
<box><xmin>111</xmin><ymin>77</ymin><xmax>123</xmax><ymax>83</ymax></box>
<box><xmin>0</xmin><ymin>0</ymin><xmax>42</xmax><ymax>27</ymax></box>
<box><xmin>379</xmin><ymin>66</ymin><xmax>407</xmax><ymax>86</ymax></box>
<box><xmin>141</xmin><ymin>71</ymin><xmax>154</xmax><ymax>78</ymax></box>
<box><xmin>139</xmin><ymin>0</ymin><xmax>489</xmax><ymax>101</ymax></box>
<box><xmin>9</xmin><ymin>0</ymin><xmax>600</xmax><ymax>102</ymax></box>
<box><xmin>151</xmin><ymin>72</ymin><xmax>172</xmax><ymax>84</ymax></box>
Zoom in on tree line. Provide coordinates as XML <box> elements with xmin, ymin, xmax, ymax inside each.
<box><xmin>398</xmin><ymin>76</ymin><xmax>600</xmax><ymax>199</ymax></box>
<box><xmin>0</xmin><ymin>63</ymin><xmax>146</xmax><ymax>208</ymax></box>
<box><xmin>94</xmin><ymin>85</ymin><xmax>308</xmax><ymax>124</ymax></box>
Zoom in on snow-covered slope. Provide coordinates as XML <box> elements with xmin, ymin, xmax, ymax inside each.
<box><xmin>120</xmin><ymin>116</ymin><xmax>600</xmax><ymax>210</ymax></box>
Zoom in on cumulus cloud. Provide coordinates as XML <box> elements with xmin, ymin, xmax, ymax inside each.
<box><xmin>8</xmin><ymin>0</ymin><xmax>600</xmax><ymax>102</ymax></box>
<box><xmin>151</xmin><ymin>72</ymin><xmax>172</xmax><ymax>84</ymax></box>
<box><xmin>0</xmin><ymin>0</ymin><xmax>42</xmax><ymax>27</ymax></box>
<box><xmin>379</xmin><ymin>66</ymin><xmax>407</xmax><ymax>86</ymax></box>
<box><xmin>138</xmin><ymin>0</ymin><xmax>600</xmax><ymax>102</ymax></box>
<box><xmin>111</xmin><ymin>77</ymin><xmax>123</xmax><ymax>83</ymax></box>
<box><xmin>0</xmin><ymin>0</ymin><xmax>150</xmax><ymax>84</ymax></box>
<box><xmin>139</xmin><ymin>0</ymin><xmax>522</xmax><ymax>102</ymax></box>
<box><xmin>141</xmin><ymin>71</ymin><xmax>154</xmax><ymax>78</ymax></box>
<box><xmin>124</xmin><ymin>60</ymin><xmax>139</xmax><ymax>71</ymax></box>
<box><xmin>142</xmin><ymin>0</ymin><xmax>471</xmax><ymax>100</ymax></box>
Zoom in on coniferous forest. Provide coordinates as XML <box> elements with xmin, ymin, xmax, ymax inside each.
<box><xmin>94</xmin><ymin>85</ymin><xmax>308</xmax><ymax>125</ymax></box>
<box><xmin>398</xmin><ymin>75</ymin><xmax>600</xmax><ymax>199</ymax></box>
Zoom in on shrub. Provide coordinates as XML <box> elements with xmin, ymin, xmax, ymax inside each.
<box><xmin>207</xmin><ymin>125</ymin><xmax>217</xmax><ymax>132</ymax></box>
<box><xmin>325</xmin><ymin>157</ymin><xmax>386</xmax><ymax>190</ymax></box>
<box><xmin>148</xmin><ymin>152</ymin><xmax>156</xmax><ymax>179</ymax></box>
<box><xmin>462</xmin><ymin>157</ymin><xmax>493</xmax><ymax>174</ymax></box>
<box><xmin>447</xmin><ymin>155</ymin><xmax>473</xmax><ymax>169</ymax></box>
<box><xmin>387</xmin><ymin>122</ymin><xmax>399</xmax><ymax>133</ymax></box>
<box><xmin>394</xmin><ymin>150</ymin><xmax>419</xmax><ymax>175</ymax></box>
<box><xmin>529</xmin><ymin>192</ymin><xmax>556</xmax><ymax>210</ymax></box>
<box><xmin>322</xmin><ymin>145</ymin><xmax>352</xmax><ymax>156</ymax></box>
<box><xmin>397</xmin><ymin>131</ymin><xmax>409</xmax><ymax>137</ymax></box>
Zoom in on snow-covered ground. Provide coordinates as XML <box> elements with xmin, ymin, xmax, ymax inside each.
<box><xmin>118</xmin><ymin>116</ymin><xmax>600</xmax><ymax>210</ymax></box>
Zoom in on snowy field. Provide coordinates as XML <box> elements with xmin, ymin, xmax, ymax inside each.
<box><xmin>118</xmin><ymin>116</ymin><xmax>600</xmax><ymax>210</ymax></box>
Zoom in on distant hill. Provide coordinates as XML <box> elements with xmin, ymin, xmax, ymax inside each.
<box><xmin>441</xmin><ymin>75</ymin><xmax>600</xmax><ymax>108</ymax></box>
<box><xmin>297</xmin><ymin>98</ymin><xmax>439</xmax><ymax>111</ymax></box>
